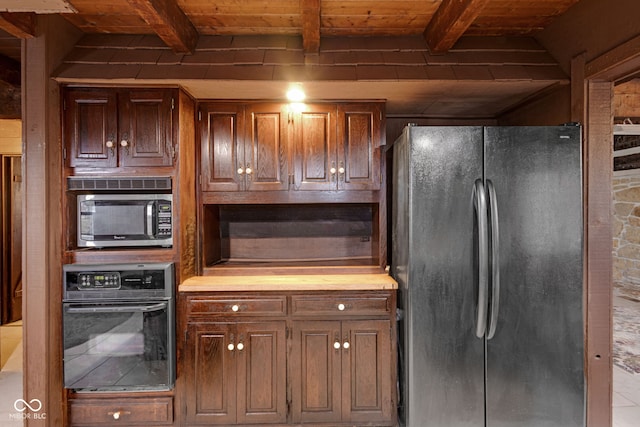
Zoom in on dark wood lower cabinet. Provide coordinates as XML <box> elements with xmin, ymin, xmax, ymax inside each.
<box><xmin>185</xmin><ymin>321</ymin><xmax>287</xmax><ymax>425</ymax></box>
<box><xmin>291</xmin><ymin>320</ymin><xmax>393</xmax><ymax>425</ymax></box>
<box><xmin>181</xmin><ymin>290</ymin><xmax>397</xmax><ymax>427</ymax></box>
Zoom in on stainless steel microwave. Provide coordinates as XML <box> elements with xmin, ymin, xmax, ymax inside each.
<box><xmin>77</xmin><ymin>194</ymin><xmax>173</xmax><ymax>248</ymax></box>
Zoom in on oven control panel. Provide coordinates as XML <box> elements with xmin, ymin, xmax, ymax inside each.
<box><xmin>63</xmin><ymin>263</ymin><xmax>174</xmax><ymax>301</ymax></box>
<box><xmin>78</xmin><ymin>272</ymin><xmax>121</xmax><ymax>289</ymax></box>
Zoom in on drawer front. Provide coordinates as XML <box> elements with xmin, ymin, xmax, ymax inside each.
<box><xmin>291</xmin><ymin>293</ymin><xmax>392</xmax><ymax>316</ymax></box>
<box><xmin>69</xmin><ymin>397</ymin><xmax>173</xmax><ymax>425</ymax></box>
<box><xmin>187</xmin><ymin>296</ymin><xmax>287</xmax><ymax>316</ymax></box>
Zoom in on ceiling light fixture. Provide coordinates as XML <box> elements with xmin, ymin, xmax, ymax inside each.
<box><xmin>286</xmin><ymin>86</ymin><xmax>306</xmax><ymax>102</ymax></box>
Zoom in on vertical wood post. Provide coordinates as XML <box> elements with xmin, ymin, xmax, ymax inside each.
<box><xmin>584</xmin><ymin>79</ymin><xmax>613</xmax><ymax>427</ymax></box>
<box><xmin>22</xmin><ymin>15</ymin><xmax>81</xmax><ymax>427</ymax></box>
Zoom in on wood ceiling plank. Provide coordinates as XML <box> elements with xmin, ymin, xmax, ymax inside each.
<box><xmin>301</xmin><ymin>0</ymin><xmax>320</xmax><ymax>54</ymax></box>
<box><xmin>323</xmin><ymin>15</ymin><xmax>432</xmax><ymax>33</ymax></box>
<box><xmin>180</xmin><ymin>0</ymin><xmax>300</xmax><ymax>15</ymax></box>
<box><xmin>0</xmin><ymin>12</ymin><xmax>36</xmax><ymax>38</ymax></box>
<box><xmin>126</xmin><ymin>0</ymin><xmax>198</xmax><ymax>53</ymax></box>
<box><xmin>424</xmin><ymin>0</ymin><xmax>491</xmax><ymax>53</ymax></box>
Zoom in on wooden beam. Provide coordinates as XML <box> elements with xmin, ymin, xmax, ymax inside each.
<box><xmin>126</xmin><ymin>0</ymin><xmax>198</xmax><ymax>54</ymax></box>
<box><xmin>0</xmin><ymin>12</ymin><xmax>36</xmax><ymax>38</ymax></box>
<box><xmin>301</xmin><ymin>0</ymin><xmax>321</xmax><ymax>54</ymax></box>
<box><xmin>423</xmin><ymin>0</ymin><xmax>490</xmax><ymax>54</ymax></box>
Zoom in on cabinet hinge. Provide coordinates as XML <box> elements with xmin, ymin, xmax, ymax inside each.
<box><xmin>171</xmin><ymin>98</ymin><xmax>175</xmax><ymax>110</ymax></box>
<box><xmin>63</xmin><ymin>98</ymin><xmax>66</xmax><ymax>111</ymax></box>
<box><xmin>63</xmin><ymin>147</ymin><xmax>67</xmax><ymax>160</ymax></box>
<box><xmin>198</xmin><ymin>110</ymin><xmax>202</xmax><ymax>121</ymax></box>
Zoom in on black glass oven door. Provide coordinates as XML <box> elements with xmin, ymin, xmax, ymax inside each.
<box><xmin>62</xmin><ymin>300</ymin><xmax>174</xmax><ymax>391</ymax></box>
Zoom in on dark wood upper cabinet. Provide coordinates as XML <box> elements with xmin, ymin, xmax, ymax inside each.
<box><xmin>291</xmin><ymin>104</ymin><xmax>337</xmax><ymax>191</ymax></box>
<box><xmin>64</xmin><ymin>88</ymin><xmax>118</xmax><ymax>168</ymax></box>
<box><xmin>199</xmin><ymin>103</ymin><xmax>288</xmax><ymax>192</ymax></box>
<box><xmin>118</xmin><ymin>89</ymin><xmax>175</xmax><ymax>167</ymax></box>
<box><xmin>199</xmin><ymin>101</ymin><xmax>383</xmax><ymax>195</ymax></box>
<box><xmin>64</xmin><ymin>88</ymin><xmax>175</xmax><ymax>169</ymax></box>
<box><xmin>200</xmin><ymin>103</ymin><xmax>244</xmax><ymax>192</ymax></box>
<box><xmin>337</xmin><ymin>103</ymin><xmax>383</xmax><ymax>191</ymax></box>
<box><xmin>245</xmin><ymin>103</ymin><xmax>289</xmax><ymax>191</ymax></box>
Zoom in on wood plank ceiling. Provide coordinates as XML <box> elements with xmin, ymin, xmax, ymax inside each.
<box><xmin>0</xmin><ymin>0</ymin><xmax>584</xmax><ymax>118</ymax></box>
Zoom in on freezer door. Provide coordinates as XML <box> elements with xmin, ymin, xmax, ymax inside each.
<box><xmin>484</xmin><ymin>126</ymin><xmax>584</xmax><ymax>427</ymax></box>
<box><xmin>393</xmin><ymin>126</ymin><xmax>485</xmax><ymax>427</ymax></box>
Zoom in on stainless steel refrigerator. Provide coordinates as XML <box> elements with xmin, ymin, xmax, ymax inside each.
<box><xmin>391</xmin><ymin>126</ymin><xmax>584</xmax><ymax>427</ymax></box>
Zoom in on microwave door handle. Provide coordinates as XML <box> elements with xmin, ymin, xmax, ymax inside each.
<box><xmin>66</xmin><ymin>302</ymin><xmax>168</xmax><ymax>314</ymax></box>
<box><xmin>147</xmin><ymin>202</ymin><xmax>154</xmax><ymax>238</ymax></box>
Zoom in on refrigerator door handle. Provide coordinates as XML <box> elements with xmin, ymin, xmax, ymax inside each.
<box><xmin>473</xmin><ymin>179</ymin><xmax>489</xmax><ymax>338</ymax></box>
<box><xmin>486</xmin><ymin>179</ymin><xmax>500</xmax><ymax>340</ymax></box>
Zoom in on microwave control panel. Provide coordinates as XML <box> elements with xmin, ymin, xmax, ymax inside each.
<box><xmin>157</xmin><ymin>201</ymin><xmax>172</xmax><ymax>237</ymax></box>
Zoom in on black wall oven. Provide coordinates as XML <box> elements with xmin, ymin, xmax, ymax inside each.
<box><xmin>62</xmin><ymin>263</ymin><xmax>175</xmax><ymax>392</ymax></box>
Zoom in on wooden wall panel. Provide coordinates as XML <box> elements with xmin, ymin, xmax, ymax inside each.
<box><xmin>0</xmin><ymin>119</ymin><xmax>21</xmax><ymax>154</ymax></box>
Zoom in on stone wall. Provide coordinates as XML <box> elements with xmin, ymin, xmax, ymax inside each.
<box><xmin>613</xmin><ymin>177</ymin><xmax>640</xmax><ymax>297</ymax></box>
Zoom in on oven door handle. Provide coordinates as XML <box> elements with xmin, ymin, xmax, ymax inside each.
<box><xmin>65</xmin><ymin>302</ymin><xmax>168</xmax><ymax>314</ymax></box>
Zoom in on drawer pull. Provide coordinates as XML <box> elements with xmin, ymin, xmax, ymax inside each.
<box><xmin>231</xmin><ymin>304</ymin><xmax>240</xmax><ymax>312</ymax></box>
<box><xmin>109</xmin><ymin>410</ymin><xmax>130</xmax><ymax>420</ymax></box>
<box><xmin>337</xmin><ymin>303</ymin><xmax>345</xmax><ymax>311</ymax></box>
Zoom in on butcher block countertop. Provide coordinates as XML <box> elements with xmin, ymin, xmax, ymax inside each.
<box><xmin>179</xmin><ymin>273</ymin><xmax>398</xmax><ymax>292</ymax></box>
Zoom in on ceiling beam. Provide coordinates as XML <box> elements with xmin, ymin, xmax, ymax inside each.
<box><xmin>301</xmin><ymin>0</ymin><xmax>321</xmax><ymax>55</ymax></box>
<box><xmin>126</xmin><ymin>0</ymin><xmax>198</xmax><ymax>54</ymax></box>
<box><xmin>424</xmin><ymin>0</ymin><xmax>490</xmax><ymax>54</ymax></box>
<box><xmin>0</xmin><ymin>12</ymin><xmax>36</xmax><ymax>38</ymax></box>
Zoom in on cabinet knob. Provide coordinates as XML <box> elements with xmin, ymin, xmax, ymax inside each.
<box><xmin>120</xmin><ymin>139</ymin><xmax>129</xmax><ymax>147</ymax></box>
<box><xmin>237</xmin><ymin>342</ymin><xmax>244</xmax><ymax>351</ymax></box>
<box><xmin>343</xmin><ymin>341</ymin><xmax>350</xmax><ymax>349</ymax></box>
<box><xmin>228</xmin><ymin>343</ymin><xmax>235</xmax><ymax>351</ymax></box>
<box><xmin>245</xmin><ymin>166</ymin><xmax>253</xmax><ymax>175</ymax></box>
<box><xmin>337</xmin><ymin>303</ymin><xmax>345</xmax><ymax>311</ymax></box>
<box><xmin>338</xmin><ymin>166</ymin><xmax>345</xmax><ymax>174</ymax></box>
<box><xmin>237</xmin><ymin>167</ymin><xmax>244</xmax><ymax>175</ymax></box>
<box><xmin>333</xmin><ymin>341</ymin><xmax>341</xmax><ymax>349</ymax></box>
<box><xmin>106</xmin><ymin>140</ymin><xmax>114</xmax><ymax>148</ymax></box>
<box><xmin>330</xmin><ymin>167</ymin><xmax>337</xmax><ymax>174</ymax></box>
<box><xmin>113</xmin><ymin>411</ymin><xmax>120</xmax><ymax>420</ymax></box>
<box><xmin>231</xmin><ymin>304</ymin><xmax>239</xmax><ymax>312</ymax></box>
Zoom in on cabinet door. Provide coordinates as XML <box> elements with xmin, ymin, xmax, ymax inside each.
<box><xmin>291</xmin><ymin>321</ymin><xmax>342</xmax><ymax>424</ymax></box>
<box><xmin>200</xmin><ymin>103</ymin><xmax>245</xmax><ymax>191</ymax></box>
<box><xmin>336</xmin><ymin>103</ymin><xmax>382</xmax><ymax>190</ymax></box>
<box><xmin>119</xmin><ymin>89</ymin><xmax>174</xmax><ymax>167</ymax></box>
<box><xmin>236</xmin><ymin>321</ymin><xmax>287</xmax><ymax>424</ymax></box>
<box><xmin>291</xmin><ymin>104</ymin><xmax>337</xmax><ymax>191</ymax></box>
<box><xmin>342</xmin><ymin>320</ymin><xmax>393</xmax><ymax>424</ymax></box>
<box><xmin>185</xmin><ymin>323</ymin><xmax>237</xmax><ymax>425</ymax></box>
<box><xmin>245</xmin><ymin>103</ymin><xmax>289</xmax><ymax>191</ymax></box>
<box><xmin>64</xmin><ymin>88</ymin><xmax>118</xmax><ymax>168</ymax></box>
